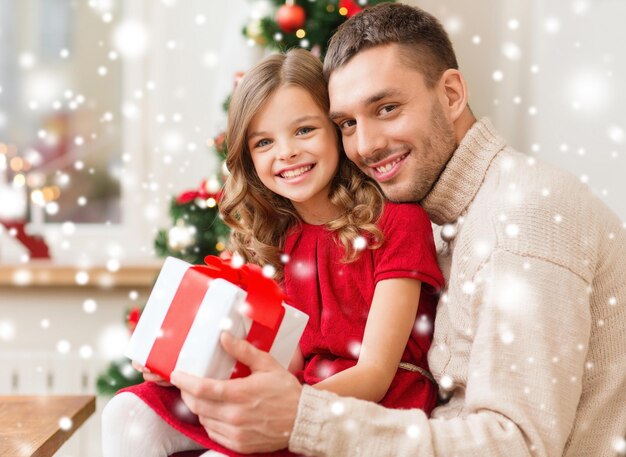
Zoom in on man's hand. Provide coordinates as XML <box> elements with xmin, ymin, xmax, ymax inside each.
<box><xmin>170</xmin><ymin>332</ymin><xmax>303</xmax><ymax>454</ymax></box>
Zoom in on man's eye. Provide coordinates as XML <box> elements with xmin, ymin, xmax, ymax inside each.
<box><xmin>296</xmin><ymin>126</ymin><xmax>314</xmax><ymax>135</ymax></box>
<box><xmin>380</xmin><ymin>105</ymin><xmax>397</xmax><ymax>114</ymax></box>
<box><xmin>340</xmin><ymin>119</ymin><xmax>356</xmax><ymax>129</ymax></box>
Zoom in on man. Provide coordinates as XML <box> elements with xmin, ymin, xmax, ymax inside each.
<box><xmin>171</xmin><ymin>3</ymin><xmax>626</xmax><ymax>456</ymax></box>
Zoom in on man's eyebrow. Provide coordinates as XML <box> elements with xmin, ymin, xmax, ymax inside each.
<box><xmin>365</xmin><ymin>89</ymin><xmax>401</xmax><ymax>106</ymax></box>
<box><xmin>329</xmin><ymin>88</ymin><xmax>401</xmax><ymax>121</ymax></box>
<box><xmin>329</xmin><ymin>110</ymin><xmax>346</xmax><ymax>122</ymax></box>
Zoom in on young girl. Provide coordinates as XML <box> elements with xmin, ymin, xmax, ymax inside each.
<box><xmin>102</xmin><ymin>48</ymin><xmax>443</xmax><ymax>457</ymax></box>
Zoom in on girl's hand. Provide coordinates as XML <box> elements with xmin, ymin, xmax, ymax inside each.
<box><xmin>132</xmin><ymin>360</ymin><xmax>174</xmax><ymax>387</ymax></box>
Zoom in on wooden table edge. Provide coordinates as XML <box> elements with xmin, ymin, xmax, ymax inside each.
<box><xmin>31</xmin><ymin>395</ymin><xmax>96</xmax><ymax>457</ymax></box>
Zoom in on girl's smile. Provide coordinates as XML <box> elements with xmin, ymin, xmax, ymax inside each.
<box><xmin>248</xmin><ymin>85</ymin><xmax>341</xmax><ymax>223</ymax></box>
<box><xmin>276</xmin><ymin>163</ymin><xmax>316</xmax><ymax>182</ymax></box>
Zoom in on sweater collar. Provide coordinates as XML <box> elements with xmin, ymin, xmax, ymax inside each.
<box><xmin>421</xmin><ymin>117</ymin><xmax>506</xmax><ymax>226</ymax></box>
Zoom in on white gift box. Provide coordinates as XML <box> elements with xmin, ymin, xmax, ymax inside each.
<box><xmin>125</xmin><ymin>256</ymin><xmax>308</xmax><ymax>380</ymax></box>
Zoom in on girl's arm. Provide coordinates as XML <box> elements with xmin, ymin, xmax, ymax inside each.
<box><xmin>312</xmin><ymin>277</ymin><xmax>421</xmax><ymax>402</ymax></box>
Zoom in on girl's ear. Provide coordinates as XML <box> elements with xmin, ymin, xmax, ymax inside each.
<box><xmin>439</xmin><ymin>69</ymin><xmax>468</xmax><ymax>123</ymax></box>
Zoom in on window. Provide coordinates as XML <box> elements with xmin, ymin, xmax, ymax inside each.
<box><xmin>0</xmin><ymin>0</ymin><xmax>262</xmax><ymax>264</ymax></box>
<box><xmin>0</xmin><ymin>0</ymin><xmax>122</xmax><ymax>226</ymax></box>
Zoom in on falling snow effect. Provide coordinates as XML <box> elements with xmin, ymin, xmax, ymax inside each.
<box><xmin>262</xmin><ymin>264</ymin><xmax>277</xmax><ymax>278</ymax></box>
<box><xmin>0</xmin><ymin>321</ymin><xmax>16</xmax><ymax>342</ymax></box>
<box><xmin>613</xmin><ymin>437</ymin><xmax>626</xmax><ymax>455</ymax></box>
<box><xmin>83</xmin><ymin>298</ymin><xmax>98</xmax><ymax>314</ymax></box>
<box><xmin>439</xmin><ymin>375</ymin><xmax>454</xmax><ymax>391</ymax></box>
<box><xmin>406</xmin><ymin>424</ymin><xmax>421</xmax><ymax>439</ymax></box>
<box><xmin>56</xmin><ymin>339</ymin><xmax>71</xmax><ymax>354</ymax></box>
<box><xmin>291</xmin><ymin>259</ymin><xmax>316</xmax><ymax>280</ymax></box>
<box><xmin>347</xmin><ymin>340</ymin><xmax>362</xmax><ymax>358</ymax></box>
<box><xmin>58</xmin><ymin>416</ymin><xmax>73</xmax><ymax>431</ymax></box>
<box><xmin>352</xmin><ymin>236</ymin><xmax>367</xmax><ymax>251</ymax></box>
<box><xmin>414</xmin><ymin>315</ymin><xmax>432</xmax><ymax>336</ymax></box>
<box><xmin>0</xmin><ymin>3</ymin><xmax>624</xmax><ymax>456</ymax></box>
<box><xmin>331</xmin><ymin>401</ymin><xmax>345</xmax><ymax>416</ymax></box>
<box><xmin>173</xmin><ymin>397</ymin><xmax>197</xmax><ymax>422</ymax></box>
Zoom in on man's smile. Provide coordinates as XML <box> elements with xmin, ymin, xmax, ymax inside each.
<box><xmin>368</xmin><ymin>152</ymin><xmax>409</xmax><ymax>182</ymax></box>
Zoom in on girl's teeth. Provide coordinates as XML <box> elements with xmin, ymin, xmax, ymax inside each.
<box><xmin>281</xmin><ymin>165</ymin><xmax>312</xmax><ymax>178</ymax></box>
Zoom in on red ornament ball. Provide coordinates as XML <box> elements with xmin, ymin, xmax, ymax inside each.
<box><xmin>339</xmin><ymin>0</ymin><xmax>363</xmax><ymax>18</ymax></box>
<box><xmin>276</xmin><ymin>3</ymin><xmax>306</xmax><ymax>33</ymax></box>
<box><xmin>126</xmin><ymin>306</ymin><xmax>142</xmax><ymax>333</ymax></box>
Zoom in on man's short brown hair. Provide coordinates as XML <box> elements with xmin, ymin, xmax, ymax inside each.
<box><xmin>323</xmin><ymin>3</ymin><xmax>458</xmax><ymax>88</ymax></box>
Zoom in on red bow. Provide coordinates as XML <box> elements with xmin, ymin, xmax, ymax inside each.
<box><xmin>175</xmin><ymin>180</ymin><xmax>222</xmax><ymax>205</ymax></box>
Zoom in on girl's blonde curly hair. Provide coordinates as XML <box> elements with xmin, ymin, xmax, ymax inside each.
<box><xmin>219</xmin><ymin>48</ymin><xmax>384</xmax><ymax>281</ymax></box>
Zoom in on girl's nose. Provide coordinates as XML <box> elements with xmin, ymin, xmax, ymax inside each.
<box><xmin>277</xmin><ymin>143</ymin><xmax>300</xmax><ymax>161</ymax></box>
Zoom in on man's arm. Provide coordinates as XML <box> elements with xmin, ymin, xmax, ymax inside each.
<box><xmin>289</xmin><ymin>252</ymin><xmax>591</xmax><ymax>456</ymax></box>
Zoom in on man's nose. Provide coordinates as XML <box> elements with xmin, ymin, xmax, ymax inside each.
<box><xmin>355</xmin><ymin>123</ymin><xmax>386</xmax><ymax>160</ymax></box>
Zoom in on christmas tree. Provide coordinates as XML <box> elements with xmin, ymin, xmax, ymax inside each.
<box><xmin>244</xmin><ymin>0</ymin><xmax>392</xmax><ymax>57</ymax></box>
<box><xmin>153</xmin><ymin>176</ymin><xmax>231</xmax><ymax>265</ymax></box>
<box><xmin>96</xmin><ymin>0</ymin><xmax>395</xmax><ymax>396</ymax></box>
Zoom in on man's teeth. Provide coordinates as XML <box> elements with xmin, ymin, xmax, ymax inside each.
<box><xmin>281</xmin><ymin>165</ymin><xmax>312</xmax><ymax>178</ymax></box>
<box><xmin>375</xmin><ymin>157</ymin><xmax>403</xmax><ymax>173</ymax></box>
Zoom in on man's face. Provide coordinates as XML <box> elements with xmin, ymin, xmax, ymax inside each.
<box><xmin>328</xmin><ymin>44</ymin><xmax>457</xmax><ymax>202</ymax></box>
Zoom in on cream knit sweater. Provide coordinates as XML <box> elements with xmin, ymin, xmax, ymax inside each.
<box><xmin>289</xmin><ymin>118</ymin><xmax>626</xmax><ymax>456</ymax></box>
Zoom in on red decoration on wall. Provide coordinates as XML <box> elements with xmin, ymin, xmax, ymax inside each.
<box><xmin>276</xmin><ymin>3</ymin><xmax>306</xmax><ymax>33</ymax></box>
<box><xmin>0</xmin><ymin>219</ymin><xmax>51</xmax><ymax>259</ymax></box>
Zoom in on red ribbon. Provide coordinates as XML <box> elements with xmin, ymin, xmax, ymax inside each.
<box><xmin>146</xmin><ymin>256</ymin><xmax>286</xmax><ymax>380</ymax></box>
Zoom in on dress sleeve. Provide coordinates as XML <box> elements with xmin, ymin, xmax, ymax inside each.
<box><xmin>373</xmin><ymin>203</ymin><xmax>444</xmax><ymax>291</ymax></box>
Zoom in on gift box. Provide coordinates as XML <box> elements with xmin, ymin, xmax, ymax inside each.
<box><xmin>125</xmin><ymin>256</ymin><xmax>308</xmax><ymax>381</ymax></box>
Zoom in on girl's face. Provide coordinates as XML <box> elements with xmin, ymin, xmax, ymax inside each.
<box><xmin>247</xmin><ymin>85</ymin><xmax>341</xmax><ymax>224</ymax></box>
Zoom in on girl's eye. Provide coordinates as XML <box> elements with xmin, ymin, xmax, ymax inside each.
<box><xmin>255</xmin><ymin>138</ymin><xmax>272</xmax><ymax>148</ymax></box>
<box><xmin>296</xmin><ymin>126</ymin><xmax>314</xmax><ymax>135</ymax></box>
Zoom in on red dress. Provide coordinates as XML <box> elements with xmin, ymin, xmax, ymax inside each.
<box><xmin>284</xmin><ymin>202</ymin><xmax>443</xmax><ymax>410</ymax></box>
<box><xmin>121</xmin><ymin>202</ymin><xmax>443</xmax><ymax>456</ymax></box>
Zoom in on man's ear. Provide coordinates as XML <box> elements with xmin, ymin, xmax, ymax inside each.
<box><xmin>439</xmin><ymin>69</ymin><xmax>468</xmax><ymax>122</ymax></box>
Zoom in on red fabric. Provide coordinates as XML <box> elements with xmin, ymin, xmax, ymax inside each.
<box><xmin>0</xmin><ymin>220</ymin><xmax>50</xmax><ymax>258</ymax></box>
<box><xmin>284</xmin><ymin>202</ymin><xmax>443</xmax><ymax>411</ymax></box>
<box><xmin>120</xmin><ymin>202</ymin><xmax>443</xmax><ymax>455</ymax></box>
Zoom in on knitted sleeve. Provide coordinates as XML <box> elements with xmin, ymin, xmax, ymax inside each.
<box><xmin>289</xmin><ymin>250</ymin><xmax>591</xmax><ymax>456</ymax></box>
